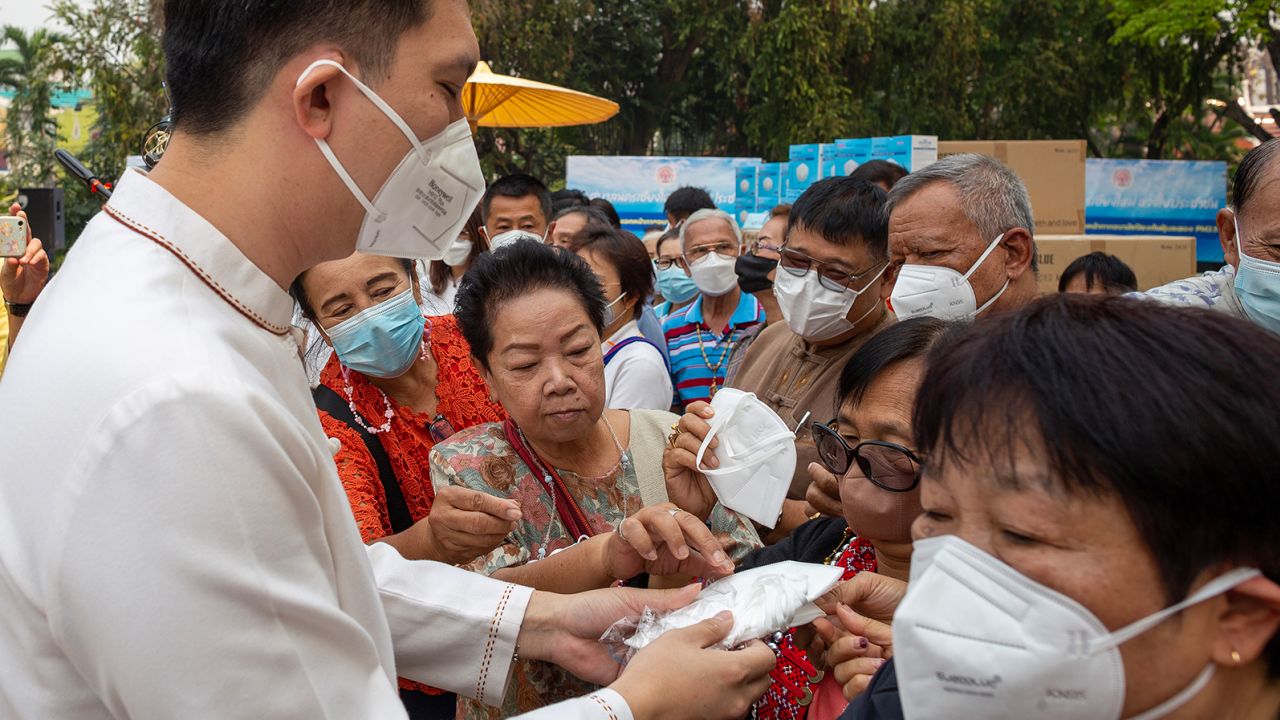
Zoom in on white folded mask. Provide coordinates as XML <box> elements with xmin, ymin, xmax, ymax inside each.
<box><xmin>695</xmin><ymin>388</ymin><xmax>797</xmax><ymax>528</ymax></box>
<box><xmin>619</xmin><ymin>562</ymin><xmax>843</xmax><ymax>654</ymax></box>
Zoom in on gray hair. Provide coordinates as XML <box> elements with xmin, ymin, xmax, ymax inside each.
<box><xmin>679</xmin><ymin>208</ymin><xmax>742</xmax><ymax>248</ymax></box>
<box><xmin>886</xmin><ymin>154</ymin><xmax>1037</xmax><ymax>269</ymax></box>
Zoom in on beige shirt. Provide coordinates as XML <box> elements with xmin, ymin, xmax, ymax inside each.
<box><xmin>730</xmin><ymin>315</ymin><xmax>892</xmax><ymax>498</ymax></box>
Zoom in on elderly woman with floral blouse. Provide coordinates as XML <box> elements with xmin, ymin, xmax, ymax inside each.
<box><xmin>431</xmin><ymin>240</ymin><xmax>762</xmax><ymax>719</ymax></box>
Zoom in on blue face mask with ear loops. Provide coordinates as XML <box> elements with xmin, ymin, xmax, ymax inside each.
<box><xmin>1233</xmin><ymin>217</ymin><xmax>1280</xmax><ymax>335</ymax></box>
<box><xmin>327</xmin><ymin>289</ymin><xmax>426</xmax><ymax>378</ymax></box>
<box><xmin>656</xmin><ymin>264</ymin><xmax>699</xmax><ymax>304</ymax></box>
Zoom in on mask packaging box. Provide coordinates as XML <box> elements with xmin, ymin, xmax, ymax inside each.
<box><xmin>1035</xmin><ymin>234</ymin><xmax>1195</xmax><ymax>293</ymax></box>
<box><xmin>939</xmin><ymin>140</ymin><xmax>1086</xmax><ymax>234</ymax></box>
<box><xmin>870</xmin><ymin>135</ymin><xmax>938</xmax><ymax>172</ymax></box>
<box><xmin>820</xmin><ymin>143</ymin><xmax>840</xmax><ymax>178</ymax></box>
<box><xmin>784</xmin><ymin>144</ymin><xmax>821</xmax><ymax>203</ymax></box>
<box><xmin>833</xmin><ymin>138</ymin><xmax>872</xmax><ymax>176</ymax></box>
<box><xmin>735</xmin><ymin>165</ymin><xmax>758</xmax><ymax>227</ymax></box>
<box><xmin>755</xmin><ymin>163</ymin><xmax>784</xmax><ymax>214</ymax></box>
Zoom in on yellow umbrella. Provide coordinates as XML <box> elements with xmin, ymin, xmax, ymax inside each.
<box><xmin>463</xmin><ymin>61</ymin><xmax>620</xmax><ymax>130</ymax></box>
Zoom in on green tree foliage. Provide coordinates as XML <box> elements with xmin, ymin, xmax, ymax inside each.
<box><xmin>0</xmin><ymin>26</ymin><xmax>65</xmax><ymax>187</ymax></box>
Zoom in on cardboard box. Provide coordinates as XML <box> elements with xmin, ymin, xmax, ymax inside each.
<box><xmin>820</xmin><ymin>143</ymin><xmax>840</xmax><ymax>178</ymax></box>
<box><xmin>938</xmin><ymin>140</ymin><xmax>1086</xmax><ymax>235</ymax></box>
<box><xmin>755</xmin><ymin>163</ymin><xmax>784</xmax><ymax>213</ymax></box>
<box><xmin>785</xmin><ymin>144</ymin><xmax>821</xmax><ymax>203</ymax></box>
<box><xmin>1035</xmin><ymin>234</ymin><xmax>1195</xmax><ymax>293</ymax></box>
<box><xmin>871</xmin><ymin>135</ymin><xmax>938</xmax><ymax>171</ymax></box>
<box><xmin>734</xmin><ymin>165</ymin><xmax>757</xmax><ymax>226</ymax></box>
<box><xmin>833</xmin><ymin>138</ymin><xmax>872</xmax><ymax>175</ymax></box>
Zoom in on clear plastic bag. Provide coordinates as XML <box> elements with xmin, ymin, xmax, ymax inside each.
<box><xmin>600</xmin><ymin>561</ymin><xmax>843</xmax><ymax>663</ymax></box>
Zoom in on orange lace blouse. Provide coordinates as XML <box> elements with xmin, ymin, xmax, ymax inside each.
<box><xmin>318</xmin><ymin>314</ymin><xmax>507</xmax><ymax>544</ymax></box>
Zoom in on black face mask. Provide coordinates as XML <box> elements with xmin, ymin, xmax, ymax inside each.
<box><xmin>735</xmin><ymin>253</ymin><xmax>778</xmax><ymax>294</ymax></box>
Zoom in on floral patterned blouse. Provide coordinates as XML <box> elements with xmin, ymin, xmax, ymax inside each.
<box><xmin>429</xmin><ymin>419</ymin><xmax>763</xmax><ymax>719</ymax></box>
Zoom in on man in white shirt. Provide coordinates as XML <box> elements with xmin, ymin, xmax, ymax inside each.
<box><xmin>0</xmin><ymin>1</ymin><xmax>773</xmax><ymax>718</ymax></box>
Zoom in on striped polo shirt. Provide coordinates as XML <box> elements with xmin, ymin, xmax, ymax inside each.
<box><xmin>662</xmin><ymin>292</ymin><xmax>765</xmax><ymax>408</ymax></box>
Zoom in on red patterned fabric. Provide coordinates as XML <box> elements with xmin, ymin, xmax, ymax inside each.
<box><xmin>316</xmin><ymin>314</ymin><xmax>506</xmax><ymax>695</ymax></box>
<box><xmin>753</xmin><ymin>533</ymin><xmax>878</xmax><ymax>720</ymax></box>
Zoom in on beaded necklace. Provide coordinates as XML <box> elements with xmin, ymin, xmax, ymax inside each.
<box><xmin>340</xmin><ymin>339</ymin><xmax>431</xmax><ymax>435</ymax></box>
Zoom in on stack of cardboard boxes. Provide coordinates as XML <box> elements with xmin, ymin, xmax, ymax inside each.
<box><xmin>937</xmin><ymin>140</ymin><xmax>1194</xmax><ymax>291</ymax></box>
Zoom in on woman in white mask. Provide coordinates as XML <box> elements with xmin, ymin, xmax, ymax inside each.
<box><xmin>418</xmin><ymin>207</ymin><xmax>487</xmax><ymax>315</ymax></box>
<box><xmin>826</xmin><ymin>295</ymin><xmax>1280</xmax><ymax>720</ymax></box>
<box><xmin>570</xmin><ymin>224</ymin><xmax>674</xmax><ymax>410</ymax></box>
<box><xmin>666</xmin><ymin>317</ymin><xmax>952</xmax><ymax>720</ymax></box>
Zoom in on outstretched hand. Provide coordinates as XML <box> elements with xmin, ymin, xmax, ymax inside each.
<box><xmin>606</xmin><ymin>503</ymin><xmax>734</xmax><ymax>581</ymax></box>
<box><xmin>1</xmin><ymin>203</ymin><xmax>50</xmax><ymax>305</ymax></box>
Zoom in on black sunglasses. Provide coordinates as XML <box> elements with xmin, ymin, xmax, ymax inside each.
<box><xmin>812</xmin><ymin>419</ymin><xmax>921</xmax><ymax>492</ymax></box>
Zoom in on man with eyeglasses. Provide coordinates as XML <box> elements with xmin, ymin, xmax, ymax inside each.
<box><xmin>729</xmin><ymin>178</ymin><xmax>895</xmax><ymax>539</ymax></box>
<box><xmin>661</xmin><ymin>209</ymin><xmax>766</xmax><ymax>408</ymax></box>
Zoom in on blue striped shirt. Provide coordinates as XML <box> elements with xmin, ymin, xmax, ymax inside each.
<box><xmin>662</xmin><ymin>293</ymin><xmax>765</xmax><ymax>408</ymax></box>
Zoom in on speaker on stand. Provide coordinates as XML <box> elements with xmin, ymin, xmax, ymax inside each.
<box><xmin>17</xmin><ymin>187</ymin><xmax>66</xmax><ymax>253</ymax></box>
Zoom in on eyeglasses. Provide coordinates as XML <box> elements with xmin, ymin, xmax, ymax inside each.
<box><xmin>812</xmin><ymin>420</ymin><xmax>921</xmax><ymax>492</ymax></box>
<box><xmin>654</xmin><ymin>257</ymin><xmax>684</xmax><ymax>270</ymax></box>
<box><xmin>779</xmin><ymin>247</ymin><xmax>885</xmax><ymax>293</ymax></box>
<box><xmin>751</xmin><ymin>240</ymin><xmax>782</xmax><ymax>257</ymax></box>
<box><xmin>428</xmin><ymin>414</ymin><xmax>457</xmax><ymax>444</ymax></box>
<box><xmin>684</xmin><ymin>241</ymin><xmax>738</xmax><ymax>263</ymax></box>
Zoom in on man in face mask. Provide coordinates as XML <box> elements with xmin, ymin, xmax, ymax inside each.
<box><xmin>0</xmin><ymin>1</ymin><xmax>776</xmax><ymax>718</ymax></box>
<box><xmin>884</xmin><ymin>153</ymin><xmax>1039</xmax><ymax>321</ymax></box>
<box><xmin>729</xmin><ymin>178</ymin><xmax>894</xmax><ymax>540</ymax></box>
<box><xmin>1144</xmin><ymin>140</ymin><xmax>1280</xmax><ymax>334</ymax></box>
<box><xmin>663</xmin><ymin>209</ymin><xmax>766</xmax><ymax>408</ymax></box>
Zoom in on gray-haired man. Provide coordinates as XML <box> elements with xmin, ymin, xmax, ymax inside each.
<box><xmin>884</xmin><ymin>153</ymin><xmax>1040</xmax><ymax>321</ymax></box>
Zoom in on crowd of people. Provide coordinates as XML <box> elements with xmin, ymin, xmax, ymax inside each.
<box><xmin>0</xmin><ymin>3</ymin><xmax>1278</xmax><ymax>720</ymax></box>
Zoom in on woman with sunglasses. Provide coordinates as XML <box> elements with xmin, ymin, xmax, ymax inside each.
<box><xmin>664</xmin><ymin>316</ymin><xmax>952</xmax><ymax>720</ymax></box>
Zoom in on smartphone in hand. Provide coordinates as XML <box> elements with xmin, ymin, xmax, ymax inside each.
<box><xmin>0</xmin><ymin>216</ymin><xmax>27</xmax><ymax>258</ymax></box>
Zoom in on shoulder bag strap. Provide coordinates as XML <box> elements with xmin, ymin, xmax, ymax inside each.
<box><xmin>627</xmin><ymin>409</ymin><xmax>676</xmax><ymax>507</ymax></box>
<box><xmin>312</xmin><ymin>384</ymin><xmax>415</xmax><ymax>534</ymax></box>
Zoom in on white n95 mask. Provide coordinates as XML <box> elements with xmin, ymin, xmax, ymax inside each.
<box><xmin>695</xmin><ymin>388</ymin><xmax>797</xmax><ymax>528</ymax></box>
<box><xmin>488</xmin><ymin>229</ymin><xmax>545</xmax><ymax>252</ymax></box>
<box><xmin>688</xmin><ymin>252</ymin><xmax>741</xmax><ymax>297</ymax></box>
<box><xmin>893</xmin><ymin>534</ymin><xmax>1260</xmax><ymax>720</ymax></box>
<box><xmin>297</xmin><ymin>59</ymin><xmax>485</xmax><ymax>261</ymax></box>
<box><xmin>890</xmin><ymin>232</ymin><xmax>1009</xmax><ymax>321</ymax></box>
<box><xmin>441</xmin><ymin>238</ymin><xmax>473</xmax><ymax>267</ymax></box>
<box><xmin>775</xmin><ymin>263</ymin><xmax>887</xmax><ymax>341</ymax></box>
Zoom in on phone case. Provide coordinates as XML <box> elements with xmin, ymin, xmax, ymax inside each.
<box><xmin>0</xmin><ymin>217</ymin><xmax>25</xmax><ymax>257</ymax></box>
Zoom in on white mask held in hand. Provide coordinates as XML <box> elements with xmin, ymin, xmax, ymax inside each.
<box><xmin>890</xmin><ymin>232</ymin><xmax>1009</xmax><ymax>321</ymax></box>
<box><xmin>617</xmin><ymin>561</ymin><xmax>843</xmax><ymax>655</ymax></box>
<box><xmin>298</xmin><ymin>59</ymin><xmax>485</xmax><ymax>261</ymax></box>
<box><xmin>688</xmin><ymin>251</ymin><xmax>741</xmax><ymax>297</ymax></box>
<box><xmin>695</xmin><ymin>388</ymin><xmax>797</xmax><ymax>528</ymax></box>
<box><xmin>893</xmin><ymin>534</ymin><xmax>1261</xmax><ymax>720</ymax></box>
<box><xmin>775</xmin><ymin>263</ymin><xmax>887</xmax><ymax>341</ymax></box>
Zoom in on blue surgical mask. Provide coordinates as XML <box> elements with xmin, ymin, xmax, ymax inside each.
<box><xmin>1233</xmin><ymin>217</ymin><xmax>1280</xmax><ymax>334</ymax></box>
<box><xmin>656</xmin><ymin>264</ymin><xmax>698</xmax><ymax>304</ymax></box>
<box><xmin>327</xmin><ymin>288</ymin><xmax>426</xmax><ymax>378</ymax></box>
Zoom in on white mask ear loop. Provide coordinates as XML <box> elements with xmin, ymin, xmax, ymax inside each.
<box><xmin>962</xmin><ymin>232</ymin><xmax>1007</xmax><ymax>281</ymax></box>
<box><xmin>694</xmin><ymin>396</ymin><xmax>746</xmax><ymax>471</ymax></box>
<box><xmin>1099</xmin><ymin>567</ymin><xmax>1261</xmax><ymax>652</ymax></box>
<box><xmin>694</xmin><ymin>393</ymin><xmax>797</xmax><ymax>473</ymax></box>
<box><xmin>296</xmin><ymin>59</ymin><xmax>431</xmax><ymax>221</ymax></box>
<box><xmin>1127</xmin><ymin>665</ymin><xmax>1216</xmax><ymax>720</ymax></box>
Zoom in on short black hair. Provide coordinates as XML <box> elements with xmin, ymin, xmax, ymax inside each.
<box><xmin>589</xmin><ymin>197</ymin><xmax>622</xmax><ymax>228</ymax></box>
<box><xmin>1057</xmin><ymin>251</ymin><xmax>1137</xmax><ymax>294</ymax></box>
<box><xmin>786</xmin><ymin>177</ymin><xmax>889</xmax><ymax>259</ymax></box>
<box><xmin>663</xmin><ymin>186</ymin><xmax>716</xmax><ymax>222</ymax></box>
<box><xmin>163</xmin><ymin>0</ymin><xmax>431</xmax><ymax>136</ymax></box>
<box><xmin>836</xmin><ymin>317</ymin><xmax>953</xmax><ymax>411</ymax></box>
<box><xmin>567</xmin><ymin>225</ymin><xmax>654</xmax><ymax>321</ymax></box>
<box><xmin>848</xmin><ymin>159</ymin><xmax>909</xmax><ymax>190</ymax></box>
<box><xmin>455</xmin><ymin>240</ymin><xmax>605</xmax><ymax>369</ymax></box>
<box><xmin>482</xmin><ymin>173</ymin><xmax>552</xmax><ymax>224</ymax></box>
<box><xmin>1232</xmin><ymin>139</ymin><xmax>1280</xmax><ymax>216</ymax></box>
<box><xmin>550</xmin><ymin>188</ymin><xmax>590</xmax><ymax>216</ymax></box>
<box><xmin>913</xmin><ymin>294</ymin><xmax>1280</xmax><ymax>676</ymax></box>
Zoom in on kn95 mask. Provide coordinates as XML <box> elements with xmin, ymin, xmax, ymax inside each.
<box><xmin>695</xmin><ymin>388</ymin><xmax>798</xmax><ymax>528</ymax></box>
